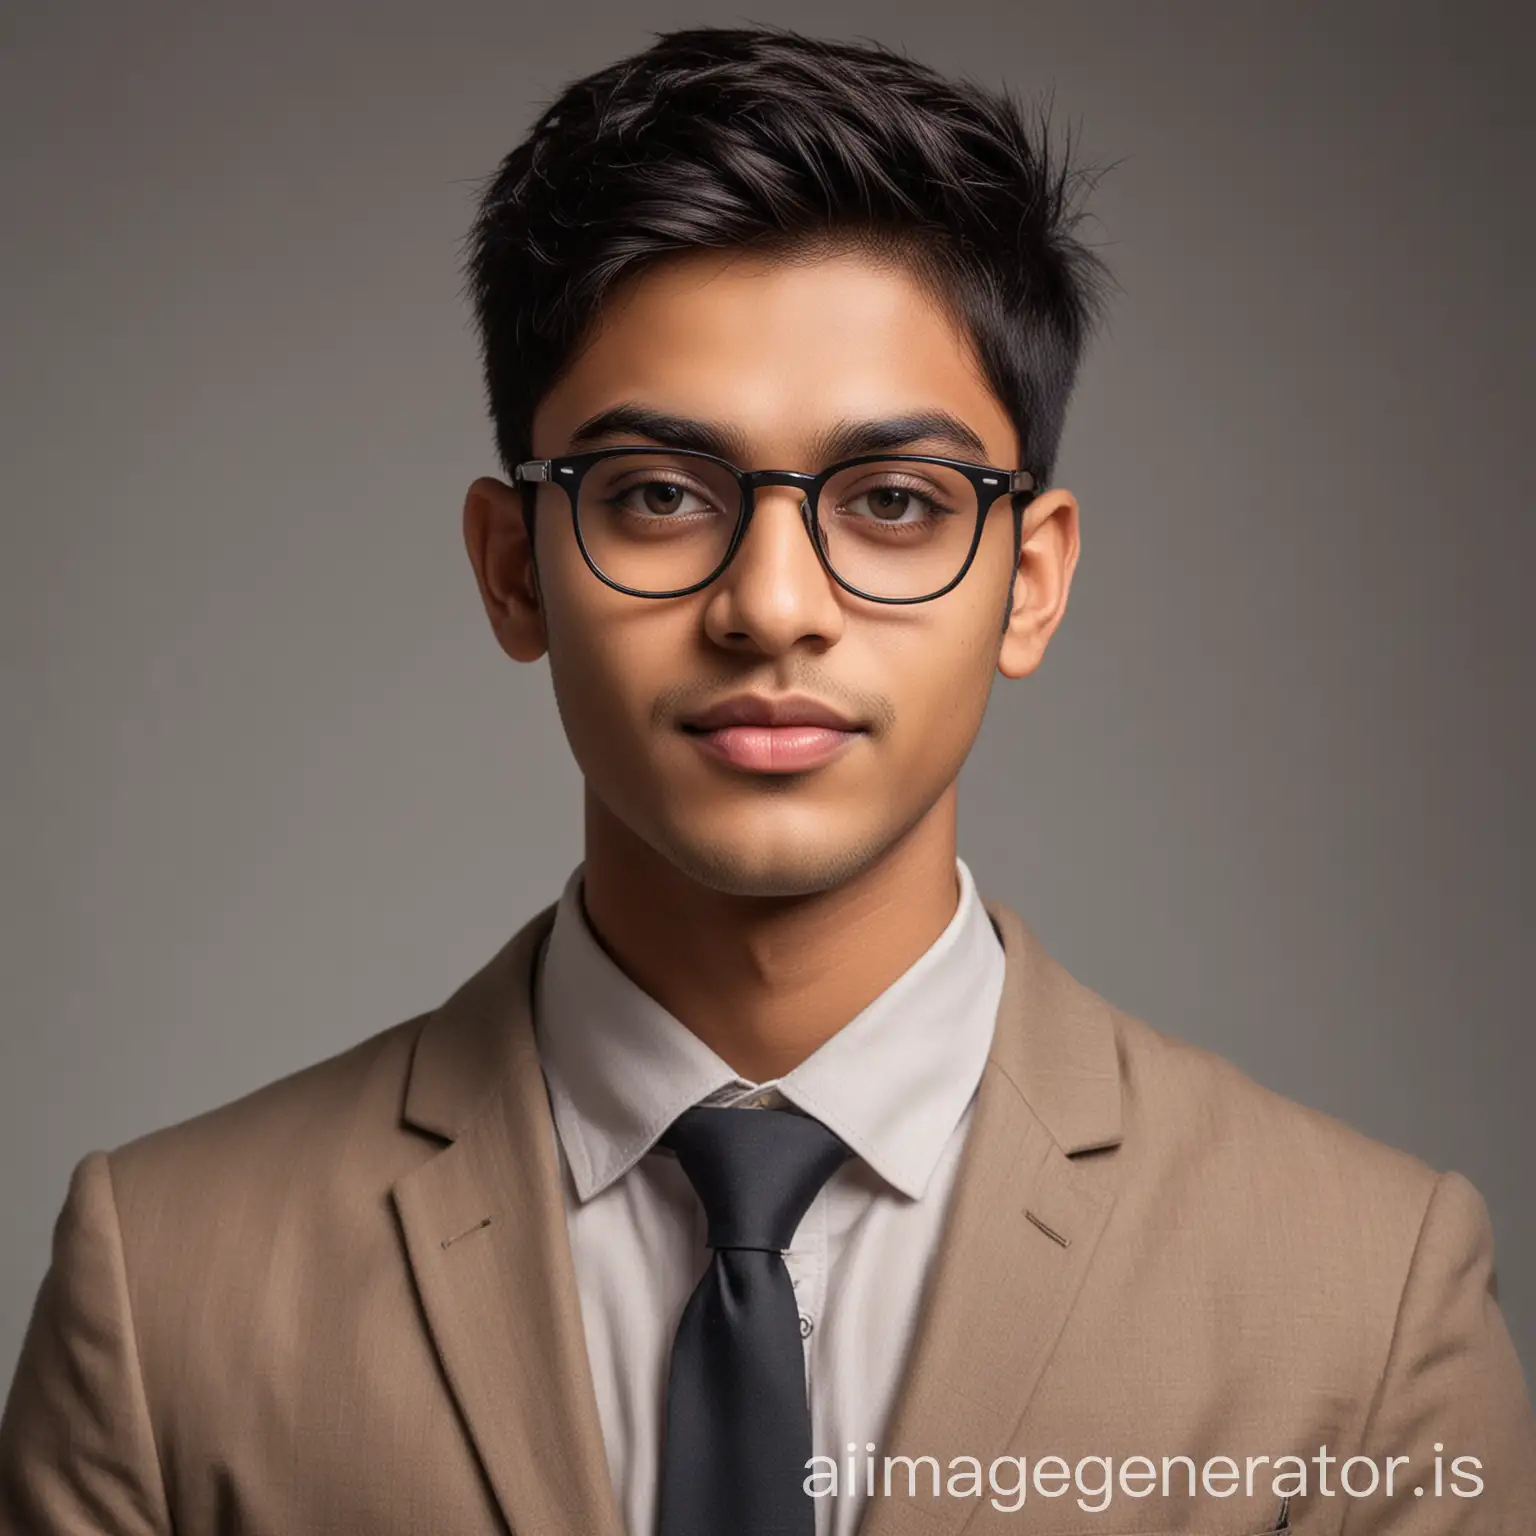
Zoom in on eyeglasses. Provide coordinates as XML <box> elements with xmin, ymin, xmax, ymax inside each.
<box><xmin>513</xmin><ymin>447</ymin><xmax>1039</xmax><ymax>604</ymax></box>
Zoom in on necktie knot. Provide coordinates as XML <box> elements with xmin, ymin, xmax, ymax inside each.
<box><xmin>660</xmin><ymin>1103</ymin><xmax>852</xmax><ymax>1252</ymax></box>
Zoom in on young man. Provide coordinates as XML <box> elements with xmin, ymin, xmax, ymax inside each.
<box><xmin>3</xmin><ymin>25</ymin><xmax>1532</xmax><ymax>1536</ymax></box>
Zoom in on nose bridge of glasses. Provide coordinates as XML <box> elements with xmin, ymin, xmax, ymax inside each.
<box><xmin>728</xmin><ymin>471</ymin><xmax>825</xmax><ymax>582</ymax></box>
<box><xmin>740</xmin><ymin>467</ymin><xmax>819</xmax><ymax>515</ymax></box>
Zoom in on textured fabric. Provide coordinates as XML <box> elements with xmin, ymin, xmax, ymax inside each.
<box><xmin>657</xmin><ymin>1105</ymin><xmax>852</xmax><ymax>1536</ymax></box>
<box><xmin>1</xmin><ymin>897</ymin><xmax>1533</xmax><ymax>1536</ymax></box>
<box><xmin>534</xmin><ymin>858</ymin><xmax>1004</xmax><ymax>1536</ymax></box>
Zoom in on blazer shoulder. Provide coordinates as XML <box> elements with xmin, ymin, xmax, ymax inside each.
<box><xmin>1109</xmin><ymin>1004</ymin><xmax>1442</xmax><ymax>1232</ymax></box>
<box><xmin>104</xmin><ymin>1010</ymin><xmax>433</xmax><ymax>1208</ymax></box>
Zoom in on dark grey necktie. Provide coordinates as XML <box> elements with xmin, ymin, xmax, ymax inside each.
<box><xmin>657</xmin><ymin>1102</ymin><xmax>853</xmax><ymax>1536</ymax></box>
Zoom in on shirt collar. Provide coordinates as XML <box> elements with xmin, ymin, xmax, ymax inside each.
<box><xmin>533</xmin><ymin>858</ymin><xmax>1004</xmax><ymax>1203</ymax></box>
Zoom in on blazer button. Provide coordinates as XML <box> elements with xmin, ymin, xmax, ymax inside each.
<box><xmin>799</xmin><ymin>1312</ymin><xmax>814</xmax><ymax>1338</ymax></box>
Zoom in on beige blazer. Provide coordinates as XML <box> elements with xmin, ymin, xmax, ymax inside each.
<box><xmin>3</xmin><ymin>900</ymin><xmax>1533</xmax><ymax>1535</ymax></box>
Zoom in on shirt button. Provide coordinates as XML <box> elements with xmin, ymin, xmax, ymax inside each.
<box><xmin>799</xmin><ymin>1312</ymin><xmax>814</xmax><ymax>1338</ymax></box>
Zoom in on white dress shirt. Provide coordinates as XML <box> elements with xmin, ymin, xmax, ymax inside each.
<box><xmin>532</xmin><ymin>857</ymin><xmax>1005</xmax><ymax>1536</ymax></box>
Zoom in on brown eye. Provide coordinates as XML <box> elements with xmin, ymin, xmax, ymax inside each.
<box><xmin>840</xmin><ymin>483</ymin><xmax>949</xmax><ymax>524</ymax></box>
<box><xmin>641</xmin><ymin>482</ymin><xmax>687</xmax><ymax>515</ymax></box>
<box><xmin>860</xmin><ymin>487</ymin><xmax>919</xmax><ymax>521</ymax></box>
<box><xmin>611</xmin><ymin>479</ymin><xmax>716</xmax><ymax>518</ymax></box>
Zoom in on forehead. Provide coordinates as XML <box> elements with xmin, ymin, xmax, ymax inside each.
<box><xmin>531</xmin><ymin>247</ymin><xmax>1018</xmax><ymax>466</ymax></box>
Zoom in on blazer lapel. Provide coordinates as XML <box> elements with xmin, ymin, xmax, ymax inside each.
<box><xmin>391</xmin><ymin>904</ymin><xmax>626</xmax><ymax>1536</ymax></box>
<box><xmin>858</xmin><ymin>900</ymin><xmax>1126</xmax><ymax>1536</ymax></box>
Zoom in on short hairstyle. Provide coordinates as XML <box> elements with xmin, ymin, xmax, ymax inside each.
<box><xmin>464</xmin><ymin>26</ymin><xmax>1113</xmax><ymax>486</ymax></box>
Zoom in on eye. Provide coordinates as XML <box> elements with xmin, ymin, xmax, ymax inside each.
<box><xmin>613</xmin><ymin>478</ymin><xmax>718</xmax><ymax>518</ymax></box>
<box><xmin>839</xmin><ymin>481</ymin><xmax>952</xmax><ymax>525</ymax></box>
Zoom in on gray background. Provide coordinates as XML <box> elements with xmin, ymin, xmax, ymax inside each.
<box><xmin>3</xmin><ymin>0</ymin><xmax>1532</xmax><ymax>1395</ymax></box>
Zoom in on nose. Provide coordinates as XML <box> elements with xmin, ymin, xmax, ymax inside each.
<box><xmin>700</xmin><ymin>483</ymin><xmax>846</xmax><ymax>656</ymax></box>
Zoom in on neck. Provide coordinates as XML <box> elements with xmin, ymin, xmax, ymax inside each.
<box><xmin>579</xmin><ymin>789</ymin><xmax>963</xmax><ymax>1082</ymax></box>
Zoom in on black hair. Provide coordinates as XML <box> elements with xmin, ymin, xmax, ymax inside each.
<box><xmin>464</xmin><ymin>25</ymin><xmax>1113</xmax><ymax>487</ymax></box>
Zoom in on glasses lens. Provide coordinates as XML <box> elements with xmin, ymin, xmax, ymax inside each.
<box><xmin>575</xmin><ymin>452</ymin><xmax>741</xmax><ymax>593</ymax></box>
<box><xmin>816</xmin><ymin>460</ymin><xmax>983</xmax><ymax>599</ymax></box>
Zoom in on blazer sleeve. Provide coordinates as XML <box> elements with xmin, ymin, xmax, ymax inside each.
<box><xmin>0</xmin><ymin>1151</ymin><xmax>172</xmax><ymax>1534</ymax></box>
<box><xmin>1341</xmin><ymin>1169</ymin><xmax>1536</xmax><ymax>1532</ymax></box>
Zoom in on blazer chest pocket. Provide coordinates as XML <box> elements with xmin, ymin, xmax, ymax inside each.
<box><xmin>1066</xmin><ymin>1506</ymin><xmax>1297</xmax><ymax>1536</ymax></box>
<box><xmin>1075</xmin><ymin>1523</ymin><xmax>1302</xmax><ymax>1536</ymax></box>
<box><xmin>1083</xmin><ymin>1523</ymin><xmax>1298</xmax><ymax>1535</ymax></box>
<box><xmin>1083</xmin><ymin>1520</ymin><xmax>1298</xmax><ymax>1535</ymax></box>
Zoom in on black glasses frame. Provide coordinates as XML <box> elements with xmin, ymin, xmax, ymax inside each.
<box><xmin>513</xmin><ymin>446</ymin><xmax>1040</xmax><ymax>604</ymax></box>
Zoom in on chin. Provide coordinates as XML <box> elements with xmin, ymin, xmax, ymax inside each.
<box><xmin>653</xmin><ymin>819</ymin><xmax>892</xmax><ymax>900</ymax></box>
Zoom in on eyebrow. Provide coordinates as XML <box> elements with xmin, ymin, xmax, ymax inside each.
<box><xmin>565</xmin><ymin>404</ymin><xmax>995</xmax><ymax>465</ymax></box>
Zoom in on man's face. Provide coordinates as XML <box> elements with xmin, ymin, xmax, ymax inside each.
<box><xmin>468</xmin><ymin>247</ymin><xmax>1077</xmax><ymax>897</ymax></box>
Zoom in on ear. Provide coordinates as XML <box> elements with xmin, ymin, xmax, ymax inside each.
<box><xmin>463</xmin><ymin>476</ymin><xmax>547</xmax><ymax>662</ymax></box>
<box><xmin>997</xmin><ymin>487</ymin><xmax>1080</xmax><ymax>679</ymax></box>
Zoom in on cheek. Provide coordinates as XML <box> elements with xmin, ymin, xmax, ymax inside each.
<box><xmin>545</xmin><ymin>626</ymin><xmax>646</xmax><ymax>752</ymax></box>
<box><xmin>855</xmin><ymin>614</ymin><xmax>1000</xmax><ymax>784</ymax></box>
<box><xmin>887</xmin><ymin>551</ymin><xmax>1011</xmax><ymax>717</ymax></box>
<box><xmin>536</xmin><ymin>542</ymin><xmax>633</xmax><ymax>719</ymax></box>
<box><xmin>541</xmin><ymin>597</ymin><xmax>691</xmax><ymax>775</ymax></box>
<box><xmin>904</xmin><ymin>638</ymin><xmax>997</xmax><ymax>751</ymax></box>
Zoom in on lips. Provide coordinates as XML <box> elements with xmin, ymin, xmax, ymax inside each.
<box><xmin>680</xmin><ymin>693</ymin><xmax>863</xmax><ymax>733</ymax></box>
<box><xmin>679</xmin><ymin>694</ymin><xmax>867</xmax><ymax>773</ymax></box>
